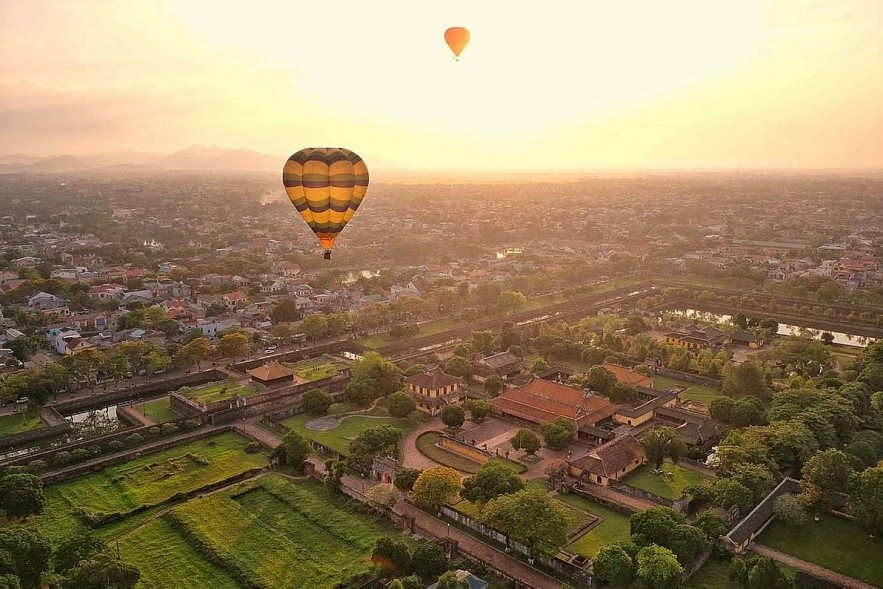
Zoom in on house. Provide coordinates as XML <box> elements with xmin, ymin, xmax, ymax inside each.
<box><xmin>601</xmin><ymin>362</ymin><xmax>653</xmax><ymax>388</ymax></box>
<box><xmin>280</xmin><ymin>262</ymin><xmax>301</xmax><ymax>277</ymax></box>
<box><xmin>70</xmin><ymin>312</ymin><xmax>108</xmax><ymax>333</ymax></box>
<box><xmin>196</xmin><ymin>317</ymin><xmax>241</xmax><ymax>338</ymax></box>
<box><xmin>389</xmin><ymin>282</ymin><xmax>421</xmax><ymax>300</ymax></box>
<box><xmin>223</xmin><ymin>291</ymin><xmax>248</xmax><ymax>309</ymax></box>
<box><xmin>28</xmin><ymin>291</ymin><xmax>66</xmax><ymax>311</ymax></box>
<box><xmin>247</xmin><ymin>362</ymin><xmax>295</xmax><ymax>385</ymax></box>
<box><xmin>729</xmin><ymin>331</ymin><xmax>764</xmax><ymax>348</ymax></box>
<box><xmin>568</xmin><ymin>434</ymin><xmax>646</xmax><ymax>485</ymax></box>
<box><xmin>405</xmin><ymin>367</ymin><xmax>466</xmax><ymax>416</ymax></box>
<box><xmin>89</xmin><ymin>284</ymin><xmax>125</xmax><ymax>300</ymax></box>
<box><xmin>427</xmin><ymin>570</ymin><xmax>488</xmax><ymax>589</ymax></box>
<box><xmin>612</xmin><ymin>390</ymin><xmax>679</xmax><ymax>427</ymax></box>
<box><xmin>471</xmin><ymin>351</ymin><xmax>522</xmax><ymax>382</ymax></box>
<box><xmin>112</xmin><ymin>328</ymin><xmax>166</xmax><ymax>346</ymax></box>
<box><xmin>654</xmin><ymin>405</ymin><xmax>723</xmax><ymax>447</ymax></box>
<box><xmin>664</xmin><ymin>325</ymin><xmax>729</xmax><ymax>352</ymax></box>
<box><xmin>54</xmin><ymin>329</ymin><xmax>95</xmax><ymax>355</ymax></box>
<box><xmin>491</xmin><ymin>379</ymin><xmax>617</xmax><ymax>437</ymax></box>
<box><xmin>12</xmin><ymin>256</ymin><xmax>40</xmax><ymax>268</ymax></box>
<box><xmin>120</xmin><ymin>290</ymin><xmax>154</xmax><ymax>306</ymax></box>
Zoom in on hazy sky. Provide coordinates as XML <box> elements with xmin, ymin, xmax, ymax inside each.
<box><xmin>2</xmin><ymin>0</ymin><xmax>882</xmax><ymax>172</ymax></box>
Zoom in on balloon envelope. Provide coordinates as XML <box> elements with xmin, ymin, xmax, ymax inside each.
<box><xmin>282</xmin><ymin>147</ymin><xmax>369</xmax><ymax>253</ymax></box>
<box><xmin>444</xmin><ymin>27</ymin><xmax>470</xmax><ymax>58</ymax></box>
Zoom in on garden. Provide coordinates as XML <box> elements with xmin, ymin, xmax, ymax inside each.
<box><xmin>621</xmin><ymin>461</ymin><xmax>714</xmax><ymax>500</ymax></box>
<box><xmin>415</xmin><ymin>431</ymin><xmax>526</xmax><ymax>474</ymax></box>
<box><xmin>283</xmin><ymin>356</ymin><xmax>347</xmax><ymax>381</ymax></box>
<box><xmin>281</xmin><ymin>409</ymin><xmax>418</xmax><ymax>457</ymax></box>
<box><xmin>133</xmin><ymin>397</ymin><xmax>179</xmax><ymax>423</ymax></box>
<box><xmin>556</xmin><ymin>493</ymin><xmax>632</xmax><ymax>558</ymax></box>
<box><xmin>652</xmin><ymin>375</ymin><xmax>720</xmax><ymax>404</ymax></box>
<box><xmin>178</xmin><ymin>381</ymin><xmax>260</xmax><ymax>404</ymax></box>
<box><xmin>0</xmin><ymin>411</ymin><xmax>46</xmax><ymax>437</ymax></box>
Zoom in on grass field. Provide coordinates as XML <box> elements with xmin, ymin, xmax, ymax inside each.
<box><xmin>180</xmin><ymin>382</ymin><xmax>260</xmax><ymax>404</ymax></box>
<box><xmin>759</xmin><ymin>515</ymin><xmax>883</xmax><ymax>587</ymax></box>
<box><xmin>0</xmin><ymin>412</ymin><xmax>45</xmax><ymax>437</ymax></box>
<box><xmin>622</xmin><ymin>462</ymin><xmax>714</xmax><ymax>500</ymax></box>
<box><xmin>25</xmin><ymin>432</ymin><xmax>267</xmax><ymax>544</ymax></box>
<box><xmin>415</xmin><ymin>431</ymin><xmax>527</xmax><ymax>474</ymax></box>
<box><xmin>652</xmin><ymin>376</ymin><xmax>720</xmax><ymax>404</ymax></box>
<box><xmin>283</xmin><ymin>357</ymin><xmax>346</xmax><ymax>381</ymax></box>
<box><xmin>165</xmin><ymin>475</ymin><xmax>401</xmax><ymax>589</ymax></box>
<box><xmin>281</xmin><ymin>412</ymin><xmax>417</xmax><ymax>456</ymax></box>
<box><xmin>134</xmin><ymin>397</ymin><xmax>179</xmax><ymax>424</ymax></box>
<box><xmin>557</xmin><ymin>493</ymin><xmax>632</xmax><ymax>558</ymax></box>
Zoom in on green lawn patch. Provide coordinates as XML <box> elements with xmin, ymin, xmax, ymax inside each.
<box><xmin>415</xmin><ymin>431</ymin><xmax>526</xmax><ymax>474</ymax></box>
<box><xmin>179</xmin><ymin>382</ymin><xmax>260</xmax><ymax>404</ymax></box>
<box><xmin>281</xmin><ymin>412</ymin><xmax>417</xmax><ymax>457</ymax></box>
<box><xmin>283</xmin><ymin>356</ymin><xmax>346</xmax><ymax>381</ymax></box>
<box><xmin>168</xmin><ymin>475</ymin><xmax>402</xmax><ymax>589</ymax></box>
<box><xmin>652</xmin><ymin>376</ymin><xmax>720</xmax><ymax>404</ymax></box>
<box><xmin>23</xmin><ymin>431</ymin><xmax>267</xmax><ymax>545</ymax></box>
<box><xmin>134</xmin><ymin>397</ymin><xmax>179</xmax><ymax>424</ymax></box>
<box><xmin>759</xmin><ymin>515</ymin><xmax>883</xmax><ymax>587</ymax></box>
<box><xmin>0</xmin><ymin>412</ymin><xmax>45</xmax><ymax>437</ymax></box>
<box><xmin>557</xmin><ymin>493</ymin><xmax>632</xmax><ymax>558</ymax></box>
<box><xmin>622</xmin><ymin>462</ymin><xmax>714</xmax><ymax>501</ymax></box>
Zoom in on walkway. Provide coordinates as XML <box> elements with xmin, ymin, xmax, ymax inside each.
<box><xmin>750</xmin><ymin>544</ymin><xmax>878</xmax><ymax>589</ymax></box>
<box><xmin>401</xmin><ymin>421</ymin><xmax>450</xmax><ymax>471</ymax></box>
<box><xmin>234</xmin><ymin>420</ymin><xmax>282</xmax><ymax>449</ymax></box>
<box><xmin>395</xmin><ymin>500</ymin><xmax>562</xmax><ymax>589</ymax></box>
<box><xmin>576</xmin><ymin>483</ymin><xmax>656</xmax><ymax>512</ymax></box>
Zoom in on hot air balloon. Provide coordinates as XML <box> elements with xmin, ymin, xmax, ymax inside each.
<box><xmin>282</xmin><ymin>147</ymin><xmax>369</xmax><ymax>260</ymax></box>
<box><xmin>444</xmin><ymin>27</ymin><xmax>470</xmax><ymax>60</ymax></box>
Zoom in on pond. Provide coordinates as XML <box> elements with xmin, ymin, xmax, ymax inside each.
<box><xmin>666</xmin><ymin>308</ymin><xmax>874</xmax><ymax>348</ymax></box>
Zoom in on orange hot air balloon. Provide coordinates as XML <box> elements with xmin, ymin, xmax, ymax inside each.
<box><xmin>444</xmin><ymin>27</ymin><xmax>470</xmax><ymax>60</ymax></box>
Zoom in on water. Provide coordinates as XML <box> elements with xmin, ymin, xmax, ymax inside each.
<box><xmin>666</xmin><ymin>308</ymin><xmax>874</xmax><ymax>348</ymax></box>
<box><xmin>67</xmin><ymin>405</ymin><xmax>119</xmax><ymax>425</ymax></box>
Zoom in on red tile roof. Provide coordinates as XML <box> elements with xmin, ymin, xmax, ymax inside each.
<box><xmin>491</xmin><ymin>378</ymin><xmax>616</xmax><ymax>428</ymax></box>
<box><xmin>247</xmin><ymin>362</ymin><xmax>294</xmax><ymax>382</ymax></box>
<box><xmin>602</xmin><ymin>363</ymin><xmax>652</xmax><ymax>388</ymax></box>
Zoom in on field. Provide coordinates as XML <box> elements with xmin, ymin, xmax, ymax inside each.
<box><xmin>415</xmin><ymin>431</ymin><xmax>527</xmax><ymax>474</ymax></box>
<box><xmin>759</xmin><ymin>515</ymin><xmax>883</xmax><ymax>587</ymax></box>
<box><xmin>180</xmin><ymin>381</ymin><xmax>260</xmax><ymax>404</ymax></box>
<box><xmin>652</xmin><ymin>376</ymin><xmax>720</xmax><ymax>404</ymax></box>
<box><xmin>134</xmin><ymin>397</ymin><xmax>179</xmax><ymax>423</ymax></box>
<box><xmin>557</xmin><ymin>493</ymin><xmax>632</xmax><ymax>558</ymax></box>
<box><xmin>281</xmin><ymin>412</ymin><xmax>417</xmax><ymax>456</ymax></box>
<box><xmin>0</xmin><ymin>412</ymin><xmax>45</xmax><ymax>437</ymax></box>
<box><xmin>622</xmin><ymin>462</ymin><xmax>714</xmax><ymax>500</ymax></box>
<box><xmin>25</xmin><ymin>431</ymin><xmax>267</xmax><ymax>544</ymax></box>
<box><xmin>283</xmin><ymin>356</ymin><xmax>347</xmax><ymax>381</ymax></box>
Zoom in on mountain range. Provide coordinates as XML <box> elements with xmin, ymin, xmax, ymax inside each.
<box><xmin>0</xmin><ymin>146</ymin><xmax>281</xmax><ymax>175</ymax></box>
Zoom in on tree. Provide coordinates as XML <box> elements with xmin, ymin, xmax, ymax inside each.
<box><xmin>177</xmin><ymin>337</ymin><xmax>213</xmax><ymax>369</ymax></box>
<box><xmin>301</xmin><ymin>313</ymin><xmax>329</xmax><ymax>340</ymax></box>
<box><xmin>0</xmin><ymin>473</ymin><xmax>44</xmax><ymax>519</ymax></box>
<box><xmin>371</xmin><ymin>536</ymin><xmax>411</xmax><ymax>575</ymax></box>
<box><xmin>280</xmin><ymin>430</ymin><xmax>311</xmax><ymax>471</ymax></box>
<box><xmin>820</xmin><ymin>331</ymin><xmax>835</xmax><ymax>346</ymax></box>
<box><xmin>53</xmin><ymin>533</ymin><xmax>105</xmax><ymax>574</ymax></box>
<box><xmin>634</xmin><ymin>545</ymin><xmax>683</xmax><ymax>589</ymax></box>
<box><xmin>58</xmin><ymin>553</ymin><xmax>140</xmax><ymax>589</ymax></box>
<box><xmin>510</xmin><ymin>429</ymin><xmax>541</xmax><ymax>456</ymax></box>
<box><xmin>0</xmin><ymin>575</ymin><xmax>19</xmax><ymax>589</ymax></box>
<box><xmin>351</xmin><ymin>352</ymin><xmax>403</xmax><ymax>396</ymax></box>
<box><xmin>640</xmin><ymin>427</ymin><xmax>687</xmax><ymax>470</ymax></box>
<box><xmin>394</xmin><ymin>467</ymin><xmax>422</xmax><ymax>492</ymax></box>
<box><xmin>409</xmin><ymin>542</ymin><xmax>448</xmax><ymax>578</ymax></box>
<box><xmin>436</xmin><ymin>571</ymin><xmax>469</xmax><ymax>589</ymax></box>
<box><xmin>349</xmin><ymin>425</ymin><xmax>403</xmax><ymax>466</ymax></box>
<box><xmin>530</xmin><ymin>357</ymin><xmax>548</xmax><ymax>373</ymax></box>
<box><xmin>693</xmin><ymin>511</ymin><xmax>728</xmax><ymax>539</ymax></box>
<box><xmin>411</xmin><ymin>467</ymin><xmax>462</xmax><ymax>508</ymax></box>
<box><xmin>773</xmin><ymin>493</ymin><xmax>807</xmax><ymax>527</ymax></box>
<box><xmin>722</xmin><ymin>360</ymin><xmax>768</xmax><ymax>400</ymax></box>
<box><xmin>270</xmin><ymin>298</ymin><xmax>302</xmax><ymax>323</ymax></box>
<box><xmin>541</xmin><ymin>417</ymin><xmax>575</xmax><ymax>451</ymax></box>
<box><xmin>800</xmin><ymin>449</ymin><xmax>854</xmax><ymax>510</ymax></box>
<box><xmin>630</xmin><ymin>507</ymin><xmax>682</xmax><ymax>548</ymax></box>
<box><xmin>216</xmin><ymin>332</ymin><xmax>250</xmax><ymax>358</ymax></box>
<box><xmin>850</xmin><ymin>465</ymin><xmax>883</xmax><ymax>536</ymax></box>
<box><xmin>471</xmin><ymin>331</ymin><xmax>497</xmax><ymax>355</ymax></box>
<box><xmin>462</xmin><ymin>462</ymin><xmax>525</xmax><ymax>506</ymax></box>
<box><xmin>582</xmin><ymin>365</ymin><xmax>617</xmax><ymax>395</ymax></box>
<box><xmin>440</xmin><ymin>405</ymin><xmax>465</xmax><ymax>429</ymax></box>
<box><xmin>444</xmin><ymin>357</ymin><xmax>472</xmax><ymax>379</ymax></box>
<box><xmin>301</xmin><ymin>389</ymin><xmax>332</xmax><ymax>415</ymax></box>
<box><xmin>668</xmin><ymin>524</ymin><xmax>708</xmax><ymax>564</ymax></box>
<box><xmin>388</xmin><ymin>392</ymin><xmax>417</xmax><ymax>418</ymax></box>
<box><xmin>730</xmin><ymin>555</ymin><xmax>792</xmax><ymax>589</ymax></box>
<box><xmin>365</xmin><ymin>483</ymin><xmax>400</xmax><ymax>511</ymax></box>
<box><xmin>592</xmin><ymin>544</ymin><xmax>634</xmax><ymax>587</ymax></box>
<box><xmin>496</xmin><ymin>291</ymin><xmax>526</xmax><ymax>316</ymax></box>
<box><xmin>465</xmin><ymin>399</ymin><xmax>494</xmax><ymax>422</ymax></box>
<box><xmin>712</xmin><ymin>478</ymin><xmax>755</xmax><ymax>513</ymax></box>
<box><xmin>733</xmin><ymin>313</ymin><xmax>748</xmax><ymax>330</ymax></box>
<box><xmin>483</xmin><ymin>375</ymin><xmax>504</xmax><ymax>398</ymax></box>
<box><xmin>482</xmin><ymin>489</ymin><xmax>569</xmax><ymax>556</ymax></box>
<box><xmin>0</xmin><ymin>527</ymin><xmax>51</xmax><ymax>589</ymax></box>
<box><xmin>344</xmin><ymin>378</ymin><xmax>378</xmax><ymax>406</ymax></box>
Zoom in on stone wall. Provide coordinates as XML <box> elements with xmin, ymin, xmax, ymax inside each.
<box><xmin>0</xmin><ymin>415</ymin><xmax>71</xmax><ymax>451</ymax></box>
<box><xmin>437</xmin><ymin>433</ymin><xmax>493</xmax><ymax>465</ymax></box>
<box><xmin>651</xmin><ymin>366</ymin><xmax>721</xmax><ymax>388</ymax></box>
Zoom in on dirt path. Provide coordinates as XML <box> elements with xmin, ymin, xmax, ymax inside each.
<box><xmin>750</xmin><ymin>544</ymin><xmax>878</xmax><ymax>589</ymax></box>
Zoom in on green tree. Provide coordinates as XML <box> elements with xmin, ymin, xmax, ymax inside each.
<box><xmin>722</xmin><ymin>360</ymin><xmax>768</xmax><ymax>400</ymax></box>
<box><xmin>177</xmin><ymin>337</ymin><xmax>213</xmax><ymax>369</ymax></box>
<box><xmin>482</xmin><ymin>489</ymin><xmax>569</xmax><ymax>556</ymax></box>
<box><xmin>849</xmin><ymin>465</ymin><xmax>883</xmax><ymax>536</ymax></box>
<box><xmin>510</xmin><ymin>429</ymin><xmax>541</xmax><ymax>456</ymax></box>
<box><xmin>668</xmin><ymin>524</ymin><xmax>708</xmax><ymax>564</ymax></box>
<box><xmin>53</xmin><ymin>534</ymin><xmax>105</xmax><ymax>574</ymax></box>
<box><xmin>692</xmin><ymin>511</ymin><xmax>728</xmax><ymax>539</ymax></box>
<box><xmin>640</xmin><ymin>427</ymin><xmax>687</xmax><ymax>469</ymax></box>
<box><xmin>592</xmin><ymin>544</ymin><xmax>634</xmax><ymax>587</ymax></box>
<box><xmin>301</xmin><ymin>313</ymin><xmax>329</xmax><ymax>340</ymax></box>
<box><xmin>582</xmin><ymin>365</ymin><xmax>617</xmax><ymax>395</ymax></box>
<box><xmin>351</xmin><ymin>351</ymin><xmax>403</xmax><ymax>396</ymax></box>
<box><xmin>411</xmin><ymin>466</ymin><xmax>462</xmax><ymax>508</ymax></box>
<box><xmin>0</xmin><ymin>527</ymin><xmax>51</xmax><ymax>589</ymax></box>
<box><xmin>436</xmin><ymin>571</ymin><xmax>469</xmax><ymax>589</ymax></box>
<box><xmin>394</xmin><ymin>468</ymin><xmax>422</xmax><ymax>492</ymax></box>
<box><xmin>409</xmin><ymin>542</ymin><xmax>448</xmax><ymax>578</ymax></box>
<box><xmin>0</xmin><ymin>473</ymin><xmax>44</xmax><ymax>519</ymax></box>
<box><xmin>465</xmin><ymin>399</ymin><xmax>494</xmax><ymax>421</ymax></box>
<box><xmin>541</xmin><ymin>417</ymin><xmax>575</xmax><ymax>451</ymax></box>
<box><xmin>216</xmin><ymin>332</ymin><xmax>250</xmax><ymax>358</ymax></box>
<box><xmin>301</xmin><ymin>389</ymin><xmax>333</xmax><ymax>415</ymax></box>
<box><xmin>712</xmin><ymin>478</ymin><xmax>755</xmax><ymax>512</ymax></box>
<box><xmin>280</xmin><ymin>430</ymin><xmax>311</xmax><ymax>472</ymax></box>
<box><xmin>387</xmin><ymin>391</ymin><xmax>417</xmax><ymax>418</ymax></box>
<box><xmin>634</xmin><ymin>545</ymin><xmax>683</xmax><ymax>589</ymax></box>
<box><xmin>444</xmin><ymin>356</ymin><xmax>472</xmax><ymax>379</ymax></box>
<box><xmin>799</xmin><ymin>449</ymin><xmax>854</xmax><ymax>511</ymax></box>
<box><xmin>530</xmin><ymin>357</ymin><xmax>548</xmax><ymax>373</ymax></box>
<box><xmin>365</xmin><ymin>483</ymin><xmax>400</xmax><ymax>511</ymax></box>
<box><xmin>471</xmin><ymin>331</ymin><xmax>497</xmax><ymax>355</ymax></box>
<box><xmin>462</xmin><ymin>462</ymin><xmax>525</xmax><ymax>506</ymax></box>
<box><xmin>0</xmin><ymin>574</ymin><xmax>19</xmax><ymax>589</ymax></box>
<box><xmin>58</xmin><ymin>553</ymin><xmax>140</xmax><ymax>589</ymax></box>
<box><xmin>773</xmin><ymin>493</ymin><xmax>807</xmax><ymax>527</ymax></box>
<box><xmin>496</xmin><ymin>291</ymin><xmax>526</xmax><ymax>316</ymax></box>
<box><xmin>729</xmin><ymin>555</ymin><xmax>792</xmax><ymax>589</ymax></box>
<box><xmin>349</xmin><ymin>425</ymin><xmax>403</xmax><ymax>467</ymax></box>
<box><xmin>440</xmin><ymin>405</ymin><xmax>465</xmax><ymax>429</ymax></box>
<box><xmin>371</xmin><ymin>536</ymin><xmax>411</xmax><ymax>575</ymax></box>
<box><xmin>482</xmin><ymin>375</ymin><xmax>504</xmax><ymax>397</ymax></box>
<box><xmin>395</xmin><ymin>575</ymin><xmax>423</xmax><ymax>589</ymax></box>
<box><xmin>630</xmin><ymin>507</ymin><xmax>682</xmax><ymax>548</ymax></box>
<box><xmin>270</xmin><ymin>298</ymin><xmax>302</xmax><ymax>323</ymax></box>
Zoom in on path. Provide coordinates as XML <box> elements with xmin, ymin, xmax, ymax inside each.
<box><xmin>234</xmin><ymin>420</ymin><xmax>282</xmax><ymax>449</ymax></box>
<box><xmin>751</xmin><ymin>544</ymin><xmax>878</xmax><ymax>589</ymax></box>
<box><xmin>577</xmin><ymin>483</ymin><xmax>656</xmax><ymax>512</ymax></box>
<box><xmin>401</xmin><ymin>421</ymin><xmax>450</xmax><ymax>471</ymax></box>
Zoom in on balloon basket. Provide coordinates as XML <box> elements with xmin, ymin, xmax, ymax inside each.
<box><xmin>323</xmin><ymin>250</ymin><xmax>332</xmax><ymax>260</ymax></box>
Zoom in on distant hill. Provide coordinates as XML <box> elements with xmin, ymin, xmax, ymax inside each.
<box><xmin>0</xmin><ymin>146</ymin><xmax>281</xmax><ymax>175</ymax></box>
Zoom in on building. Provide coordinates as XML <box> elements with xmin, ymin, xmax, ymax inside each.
<box><xmin>567</xmin><ymin>434</ymin><xmax>645</xmax><ymax>485</ymax></box>
<box><xmin>27</xmin><ymin>291</ymin><xmax>67</xmax><ymax>311</ymax></box>
<box><xmin>490</xmin><ymin>378</ymin><xmax>617</xmax><ymax>436</ymax></box>
<box><xmin>654</xmin><ymin>405</ymin><xmax>723</xmax><ymax>447</ymax></box>
<box><xmin>729</xmin><ymin>330</ymin><xmax>764</xmax><ymax>348</ymax></box>
<box><xmin>471</xmin><ymin>350</ymin><xmax>522</xmax><ymax>382</ymax></box>
<box><xmin>664</xmin><ymin>325</ymin><xmax>729</xmax><ymax>352</ymax></box>
<box><xmin>405</xmin><ymin>367</ymin><xmax>466</xmax><ymax>416</ymax></box>
<box><xmin>247</xmin><ymin>362</ymin><xmax>295</xmax><ymax>385</ymax></box>
<box><xmin>602</xmin><ymin>362</ymin><xmax>653</xmax><ymax>388</ymax></box>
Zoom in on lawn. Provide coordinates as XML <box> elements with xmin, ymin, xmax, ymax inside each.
<box><xmin>24</xmin><ymin>431</ymin><xmax>267</xmax><ymax>544</ymax></box>
<box><xmin>0</xmin><ymin>412</ymin><xmax>45</xmax><ymax>437</ymax></box>
<box><xmin>357</xmin><ymin>317</ymin><xmax>465</xmax><ymax>349</ymax></box>
<box><xmin>166</xmin><ymin>475</ymin><xmax>402</xmax><ymax>589</ymax></box>
<box><xmin>759</xmin><ymin>514</ymin><xmax>883</xmax><ymax>587</ymax></box>
<box><xmin>283</xmin><ymin>356</ymin><xmax>346</xmax><ymax>381</ymax></box>
<box><xmin>415</xmin><ymin>431</ymin><xmax>527</xmax><ymax>474</ymax></box>
<box><xmin>622</xmin><ymin>462</ymin><xmax>714</xmax><ymax>500</ymax></box>
<box><xmin>652</xmin><ymin>376</ymin><xmax>720</xmax><ymax>404</ymax></box>
<box><xmin>281</xmin><ymin>412</ymin><xmax>417</xmax><ymax>457</ymax></box>
<box><xmin>134</xmin><ymin>397</ymin><xmax>179</xmax><ymax>424</ymax></box>
<box><xmin>557</xmin><ymin>493</ymin><xmax>632</xmax><ymax>558</ymax></box>
<box><xmin>179</xmin><ymin>381</ymin><xmax>260</xmax><ymax>404</ymax></box>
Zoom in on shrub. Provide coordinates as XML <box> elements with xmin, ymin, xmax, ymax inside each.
<box><xmin>28</xmin><ymin>459</ymin><xmax>47</xmax><ymax>472</ymax></box>
<box><xmin>161</xmin><ymin>423</ymin><xmax>178</xmax><ymax>435</ymax></box>
<box><xmin>183</xmin><ymin>419</ymin><xmax>199</xmax><ymax>429</ymax></box>
<box><xmin>126</xmin><ymin>433</ymin><xmax>143</xmax><ymax>445</ymax></box>
<box><xmin>148</xmin><ymin>426</ymin><xmax>161</xmax><ymax>436</ymax></box>
<box><xmin>70</xmin><ymin>448</ymin><xmax>91</xmax><ymax>463</ymax></box>
<box><xmin>87</xmin><ymin>444</ymin><xmax>102</xmax><ymax>456</ymax></box>
<box><xmin>107</xmin><ymin>440</ymin><xmax>125</xmax><ymax>452</ymax></box>
<box><xmin>327</xmin><ymin>403</ymin><xmax>348</xmax><ymax>416</ymax></box>
<box><xmin>245</xmin><ymin>442</ymin><xmax>263</xmax><ymax>454</ymax></box>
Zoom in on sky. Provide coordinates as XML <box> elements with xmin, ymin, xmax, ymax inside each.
<box><xmin>1</xmin><ymin>0</ymin><xmax>882</xmax><ymax>173</ymax></box>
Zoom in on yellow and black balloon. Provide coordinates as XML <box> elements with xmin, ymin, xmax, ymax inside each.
<box><xmin>282</xmin><ymin>147</ymin><xmax>369</xmax><ymax>260</ymax></box>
